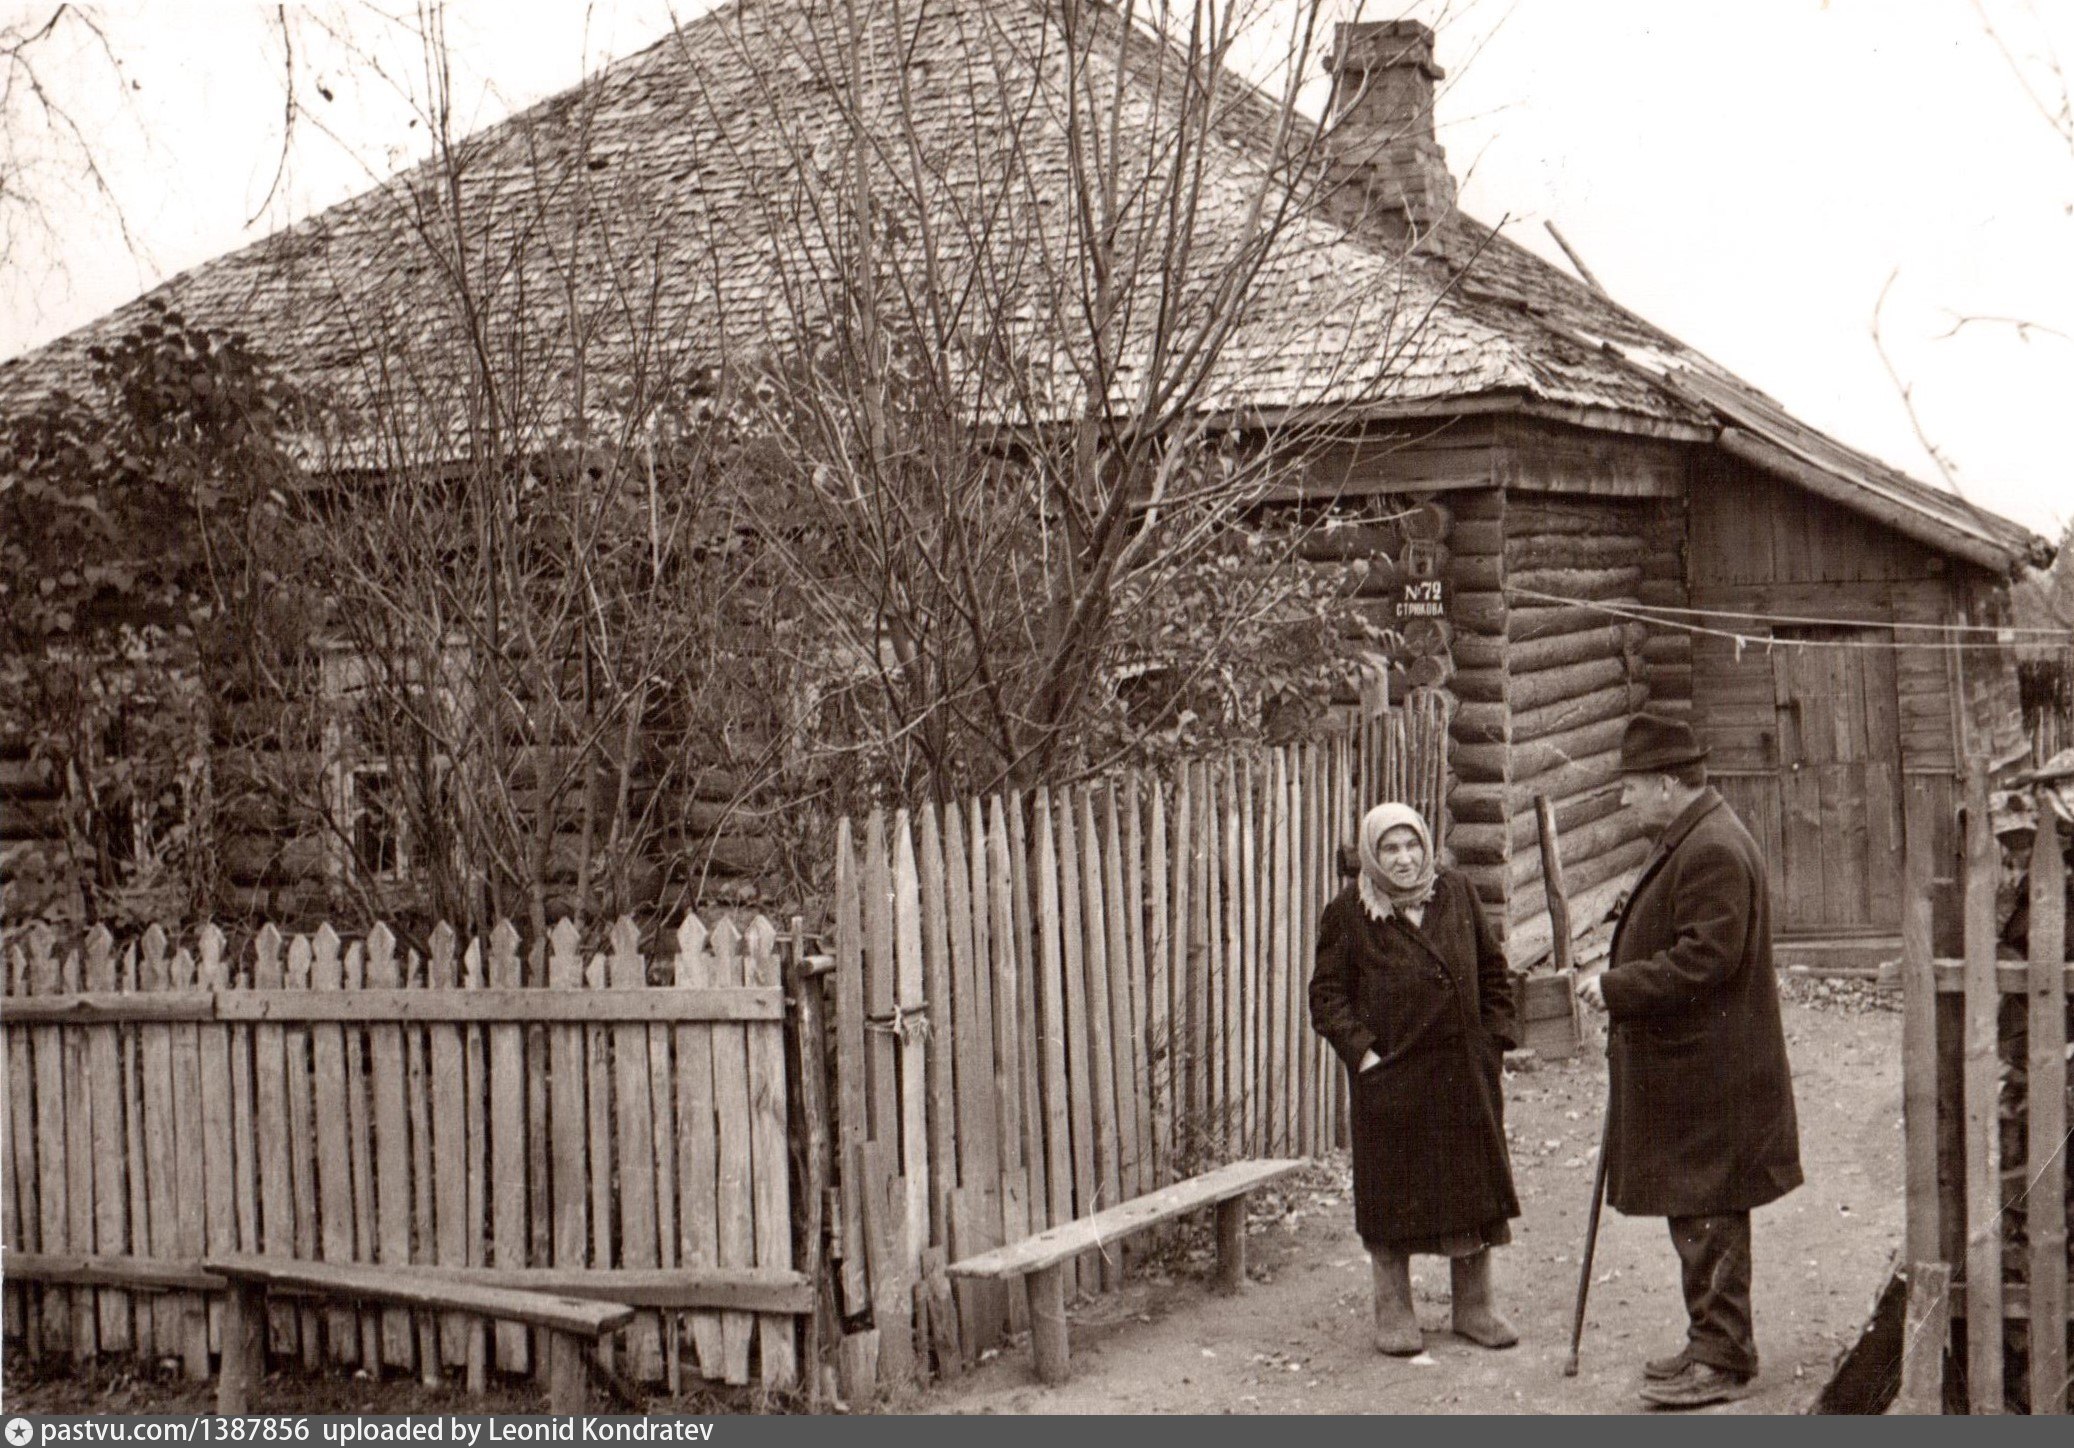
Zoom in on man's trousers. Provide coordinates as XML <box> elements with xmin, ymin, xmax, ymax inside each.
<box><xmin>1667</xmin><ymin>1211</ymin><xmax>1756</xmax><ymax>1376</ymax></box>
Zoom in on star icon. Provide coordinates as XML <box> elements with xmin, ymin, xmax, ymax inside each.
<box><xmin>5</xmin><ymin>1418</ymin><xmax>34</xmax><ymax>1446</ymax></box>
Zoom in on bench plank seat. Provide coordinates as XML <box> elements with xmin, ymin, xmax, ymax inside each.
<box><xmin>7</xmin><ymin>1253</ymin><xmax>807</xmax><ymax>1314</ymax></box>
<box><xmin>945</xmin><ymin>1159</ymin><xmax>1303</xmax><ymax>1385</ymax></box>
<box><xmin>203</xmin><ymin>1254</ymin><xmax>634</xmax><ymax>1336</ymax></box>
<box><xmin>947</xmin><ymin>1158</ymin><xmax>1302</xmax><ymax>1281</ymax></box>
<box><xmin>201</xmin><ymin>1255</ymin><xmax>632</xmax><ymax>1415</ymax></box>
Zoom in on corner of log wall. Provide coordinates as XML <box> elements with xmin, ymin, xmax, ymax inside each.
<box><xmin>1443</xmin><ymin>488</ymin><xmax>1512</xmax><ymax>940</ymax></box>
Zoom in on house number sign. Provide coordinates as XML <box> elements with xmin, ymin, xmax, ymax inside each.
<box><xmin>1394</xmin><ymin>578</ymin><xmax>1449</xmax><ymax>620</ymax></box>
<box><xmin>1392</xmin><ymin>538</ymin><xmax>1449</xmax><ymax>621</ymax></box>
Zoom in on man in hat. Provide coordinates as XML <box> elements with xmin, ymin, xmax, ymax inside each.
<box><xmin>1574</xmin><ymin>713</ymin><xmax>1803</xmax><ymax>1409</ymax></box>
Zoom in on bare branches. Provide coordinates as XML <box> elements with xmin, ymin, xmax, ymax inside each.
<box><xmin>1870</xmin><ymin>267</ymin><xmax>1963</xmax><ymax>494</ymax></box>
<box><xmin>688</xmin><ymin>1</ymin><xmax>1424</xmax><ymax>795</ymax></box>
<box><xmin>1</xmin><ymin>3</ymin><xmax>149</xmax><ymax>290</ymax></box>
<box><xmin>1973</xmin><ymin>0</ymin><xmax>2074</xmax><ymax>158</ymax></box>
<box><xmin>1869</xmin><ymin>6</ymin><xmax>2072</xmax><ymax>527</ymax></box>
<box><xmin>1932</xmin><ymin>312</ymin><xmax>2072</xmax><ymax>347</ymax></box>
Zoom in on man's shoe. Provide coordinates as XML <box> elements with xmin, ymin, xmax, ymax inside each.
<box><xmin>1639</xmin><ymin>1362</ymin><xmax>1754</xmax><ymax>1410</ymax></box>
<box><xmin>1644</xmin><ymin>1348</ymin><xmax>1691</xmax><ymax>1380</ymax></box>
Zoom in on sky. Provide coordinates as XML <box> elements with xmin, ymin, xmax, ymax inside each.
<box><xmin>5</xmin><ymin>0</ymin><xmax>2070</xmax><ymax>542</ymax></box>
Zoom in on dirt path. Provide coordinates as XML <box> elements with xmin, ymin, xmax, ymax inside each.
<box><xmin>922</xmin><ymin>990</ymin><xmax>1903</xmax><ymax>1416</ymax></box>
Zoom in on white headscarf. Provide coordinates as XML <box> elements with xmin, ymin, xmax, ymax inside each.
<box><xmin>1357</xmin><ymin>801</ymin><xmax>1438</xmax><ymax>923</ymax></box>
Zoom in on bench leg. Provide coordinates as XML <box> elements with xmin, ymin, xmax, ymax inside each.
<box><xmin>1214</xmin><ymin>1196</ymin><xmax>1247</xmax><ymax>1294</ymax></box>
<box><xmin>217</xmin><ymin>1283</ymin><xmax>265</xmax><ymax>1416</ymax></box>
<box><xmin>547</xmin><ymin>1333</ymin><xmax>589</xmax><ymax>1415</ymax></box>
<box><xmin>1027</xmin><ymin>1264</ymin><xmax>1069</xmax><ymax>1386</ymax></box>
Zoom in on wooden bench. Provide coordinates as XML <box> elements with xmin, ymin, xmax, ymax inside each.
<box><xmin>202</xmin><ymin>1255</ymin><xmax>635</xmax><ymax>1415</ymax></box>
<box><xmin>946</xmin><ymin>1158</ymin><xmax>1303</xmax><ymax>1384</ymax></box>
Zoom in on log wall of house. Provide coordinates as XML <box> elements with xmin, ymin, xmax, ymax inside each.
<box><xmin>1310</xmin><ymin>420</ymin><xmax>1703</xmax><ymax>965</ymax></box>
<box><xmin>1495</xmin><ymin>491</ymin><xmax>1679</xmax><ymax>967</ymax></box>
<box><xmin>1443</xmin><ymin>486</ymin><xmax>1512</xmax><ymax>937</ymax></box>
<box><xmin>0</xmin><ymin>744</ymin><xmax>65</xmax><ymax>917</ymax></box>
<box><xmin>1463</xmin><ymin>419</ymin><xmax>1694</xmax><ymax>966</ymax></box>
<box><xmin>2</xmin><ymin>711</ymin><xmax>779</xmax><ymax>931</ymax></box>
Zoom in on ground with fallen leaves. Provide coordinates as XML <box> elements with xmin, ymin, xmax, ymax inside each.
<box><xmin>920</xmin><ymin>982</ymin><xmax>1903</xmax><ymax>1416</ymax></box>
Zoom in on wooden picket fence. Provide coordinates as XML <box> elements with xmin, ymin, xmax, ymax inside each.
<box><xmin>2</xmin><ymin>699</ymin><xmax>1449</xmax><ymax>1404</ymax></box>
<box><xmin>1354</xmin><ymin>686</ymin><xmax>1452</xmax><ymax>857</ymax></box>
<box><xmin>2</xmin><ymin>913</ymin><xmax>804</xmax><ymax>1394</ymax></box>
<box><xmin>1895</xmin><ymin>763</ymin><xmax>2069</xmax><ymax>1415</ymax></box>
<box><xmin>816</xmin><ymin>714</ymin><xmax>1450</xmax><ymax>1395</ymax></box>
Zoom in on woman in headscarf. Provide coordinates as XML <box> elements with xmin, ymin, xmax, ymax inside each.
<box><xmin>1309</xmin><ymin>802</ymin><xmax>1521</xmax><ymax>1355</ymax></box>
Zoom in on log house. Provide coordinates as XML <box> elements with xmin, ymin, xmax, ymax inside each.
<box><xmin>0</xmin><ymin>5</ymin><xmax>2052</xmax><ymax>958</ymax></box>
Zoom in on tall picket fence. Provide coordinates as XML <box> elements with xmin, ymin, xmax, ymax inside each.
<box><xmin>818</xmin><ymin>713</ymin><xmax>1449</xmax><ymax>1394</ymax></box>
<box><xmin>2</xmin><ymin>914</ymin><xmax>803</xmax><ymax>1394</ymax></box>
<box><xmin>1894</xmin><ymin>764</ymin><xmax>2069</xmax><ymax>1415</ymax></box>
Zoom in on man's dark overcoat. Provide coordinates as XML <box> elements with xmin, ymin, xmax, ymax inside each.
<box><xmin>1309</xmin><ymin>870</ymin><xmax>1519</xmax><ymax>1246</ymax></box>
<box><xmin>1600</xmin><ymin>789</ymin><xmax>1803</xmax><ymax>1217</ymax></box>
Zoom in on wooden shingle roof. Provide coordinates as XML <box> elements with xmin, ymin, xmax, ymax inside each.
<box><xmin>0</xmin><ymin>0</ymin><xmax>2049</xmax><ymax>573</ymax></box>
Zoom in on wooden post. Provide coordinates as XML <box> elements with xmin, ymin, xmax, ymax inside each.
<box><xmin>788</xmin><ymin>939</ymin><xmax>835</xmax><ymax>1411</ymax></box>
<box><xmin>1892</xmin><ymin>1261</ymin><xmax>1950</xmax><ymax>1416</ymax></box>
<box><xmin>546</xmin><ymin>1333</ymin><xmax>588</xmax><ymax>1416</ymax></box>
<box><xmin>1027</xmin><ymin>1263</ymin><xmax>1069</xmax><ymax>1385</ymax></box>
<box><xmin>2025</xmin><ymin>800</ymin><xmax>2067</xmax><ymax>1416</ymax></box>
<box><xmin>1960</xmin><ymin>761</ymin><xmax>2003</xmax><ymax>1413</ymax></box>
<box><xmin>1213</xmin><ymin>1195</ymin><xmax>1247</xmax><ymax>1294</ymax></box>
<box><xmin>836</xmin><ymin>1328</ymin><xmax>879</xmax><ymax>1408</ymax></box>
<box><xmin>1533</xmin><ymin>792</ymin><xmax>1584</xmax><ymax>1054</ymax></box>
<box><xmin>1534</xmin><ymin>795</ymin><xmax>1575</xmax><ymax>976</ymax></box>
<box><xmin>1901</xmin><ymin>826</ymin><xmax>1941</xmax><ymax>1269</ymax></box>
<box><xmin>216</xmin><ymin>1281</ymin><xmax>266</xmax><ymax>1416</ymax></box>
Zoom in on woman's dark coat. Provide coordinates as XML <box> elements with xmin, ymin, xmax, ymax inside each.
<box><xmin>1309</xmin><ymin>870</ymin><xmax>1520</xmax><ymax>1247</ymax></box>
<box><xmin>1600</xmin><ymin>789</ymin><xmax>1804</xmax><ymax>1217</ymax></box>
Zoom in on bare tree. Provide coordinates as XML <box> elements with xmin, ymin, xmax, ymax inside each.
<box><xmin>9</xmin><ymin>0</ymin><xmax>1461</xmax><ymax>933</ymax></box>
<box><xmin>238</xmin><ymin>20</ymin><xmax>806</xmax><ymax>942</ymax></box>
<box><xmin>675</xmin><ymin>0</ymin><xmax>1439</xmax><ymax>802</ymax></box>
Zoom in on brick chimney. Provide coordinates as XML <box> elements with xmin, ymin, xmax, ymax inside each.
<box><xmin>1324</xmin><ymin>20</ymin><xmax>1457</xmax><ymax>231</ymax></box>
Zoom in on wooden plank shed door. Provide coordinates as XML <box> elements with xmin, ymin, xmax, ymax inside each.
<box><xmin>1768</xmin><ymin>626</ymin><xmax>1906</xmax><ymax>933</ymax></box>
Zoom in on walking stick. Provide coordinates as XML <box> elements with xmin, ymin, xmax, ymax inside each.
<box><xmin>1534</xmin><ymin>794</ymin><xmax>1603</xmax><ymax>1377</ymax></box>
<box><xmin>1565</xmin><ymin>1116</ymin><xmax>1610</xmax><ymax>1377</ymax></box>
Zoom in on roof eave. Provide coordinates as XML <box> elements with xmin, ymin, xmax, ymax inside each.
<box><xmin>1716</xmin><ymin>425</ymin><xmax>2038</xmax><ymax>577</ymax></box>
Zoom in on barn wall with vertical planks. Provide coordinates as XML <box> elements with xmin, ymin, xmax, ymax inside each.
<box><xmin>1686</xmin><ymin>453</ymin><xmax>1999</xmax><ymax>947</ymax></box>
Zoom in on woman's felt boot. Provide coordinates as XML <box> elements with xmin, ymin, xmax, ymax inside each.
<box><xmin>1450</xmin><ymin>1248</ymin><xmax>1519</xmax><ymax>1348</ymax></box>
<box><xmin>1369</xmin><ymin>1247</ymin><xmax>1423</xmax><ymax>1355</ymax></box>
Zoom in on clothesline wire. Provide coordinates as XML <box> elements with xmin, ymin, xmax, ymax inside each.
<box><xmin>1500</xmin><ymin>586</ymin><xmax>2074</xmax><ymax>655</ymax></box>
<box><xmin>1503</xmin><ymin>590</ymin><xmax>2070</xmax><ymax>638</ymax></box>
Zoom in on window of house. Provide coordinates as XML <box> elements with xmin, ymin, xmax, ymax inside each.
<box><xmin>321</xmin><ymin>646</ymin><xmax>461</xmax><ymax>890</ymax></box>
<box><xmin>347</xmin><ymin>756</ymin><xmax>409</xmax><ymax>882</ymax></box>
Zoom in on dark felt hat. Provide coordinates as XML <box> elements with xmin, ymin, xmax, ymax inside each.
<box><xmin>1618</xmin><ymin>713</ymin><xmax>1710</xmax><ymax>773</ymax></box>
